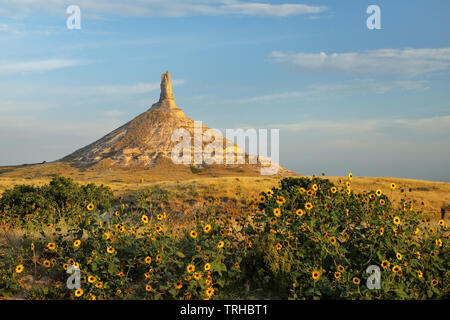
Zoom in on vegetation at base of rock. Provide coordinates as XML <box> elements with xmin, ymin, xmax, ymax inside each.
<box><xmin>0</xmin><ymin>176</ymin><xmax>113</xmax><ymax>225</ymax></box>
<box><xmin>0</xmin><ymin>176</ymin><xmax>448</xmax><ymax>300</ymax></box>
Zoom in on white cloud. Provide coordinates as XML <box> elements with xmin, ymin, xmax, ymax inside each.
<box><xmin>308</xmin><ymin>79</ymin><xmax>430</xmax><ymax>95</ymax></box>
<box><xmin>270</xmin><ymin>115</ymin><xmax>450</xmax><ymax>135</ymax></box>
<box><xmin>90</xmin><ymin>79</ymin><xmax>184</xmax><ymax>96</ymax></box>
<box><xmin>103</xmin><ymin>109</ymin><xmax>124</xmax><ymax>117</ymax></box>
<box><xmin>270</xmin><ymin>48</ymin><xmax>450</xmax><ymax>76</ymax></box>
<box><xmin>224</xmin><ymin>79</ymin><xmax>431</xmax><ymax>104</ymax></box>
<box><xmin>0</xmin><ymin>59</ymin><xmax>86</xmax><ymax>75</ymax></box>
<box><xmin>0</xmin><ymin>0</ymin><xmax>327</xmax><ymax>18</ymax></box>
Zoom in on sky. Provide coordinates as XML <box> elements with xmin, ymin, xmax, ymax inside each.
<box><xmin>0</xmin><ymin>0</ymin><xmax>449</xmax><ymax>181</ymax></box>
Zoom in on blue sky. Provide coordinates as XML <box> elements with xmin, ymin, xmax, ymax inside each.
<box><xmin>0</xmin><ymin>0</ymin><xmax>449</xmax><ymax>181</ymax></box>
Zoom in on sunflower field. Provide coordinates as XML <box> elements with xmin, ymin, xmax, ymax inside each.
<box><xmin>0</xmin><ymin>176</ymin><xmax>448</xmax><ymax>300</ymax></box>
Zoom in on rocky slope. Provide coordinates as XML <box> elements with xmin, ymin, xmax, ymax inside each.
<box><xmin>62</xmin><ymin>71</ymin><xmax>290</xmax><ymax>175</ymax></box>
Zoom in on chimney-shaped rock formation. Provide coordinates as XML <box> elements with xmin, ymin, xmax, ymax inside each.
<box><xmin>159</xmin><ymin>71</ymin><xmax>174</xmax><ymax>102</ymax></box>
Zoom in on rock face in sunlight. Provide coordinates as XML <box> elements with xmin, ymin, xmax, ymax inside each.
<box><xmin>61</xmin><ymin>71</ymin><xmax>290</xmax><ymax>175</ymax></box>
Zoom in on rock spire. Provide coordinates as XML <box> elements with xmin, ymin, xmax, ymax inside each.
<box><xmin>159</xmin><ymin>71</ymin><xmax>174</xmax><ymax>102</ymax></box>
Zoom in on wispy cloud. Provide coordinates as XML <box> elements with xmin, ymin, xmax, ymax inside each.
<box><xmin>269</xmin><ymin>48</ymin><xmax>450</xmax><ymax>76</ymax></box>
<box><xmin>270</xmin><ymin>115</ymin><xmax>450</xmax><ymax>135</ymax></box>
<box><xmin>89</xmin><ymin>79</ymin><xmax>184</xmax><ymax>96</ymax></box>
<box><xmin>0</xmin><ymin>0</ymin><xmax>327</xmax><ymax>18</ymax></box>
<box><xmin>224</xmin><ymin>79</ymin><xmax>431</xmax><ymax>104</ymax></box>
<box><xmin>0</xmin><ymin>59</ymin><xmax>86</xmax><ymax>75</ymax></box>
<box><xmin>103</xmin><ymin>109</ymin><xmax>125</xmax><ymax>117</ymax></box>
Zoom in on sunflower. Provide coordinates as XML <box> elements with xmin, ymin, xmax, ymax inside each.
<box><xmin>15</xmin><ymin>264</ymin><xmax>24</xmax><ymax>274</ymax></box>
<box><xmin>337</xmin><ymin>265</ymin><xmax>345</xmax><ymax>272</ymax></box>
<box><xmin>415</xmin><ymin>251</ymin><xmax>421</xmax><ymax>259</ymax></box>
<box><xmin>145</xmin><ymin>256</ymin><xmax>152</xmax><ymax>264</ymax></box>
<box><xmin>369</xmin><ymin>194</ymin><xmax>375</xmax><ymax>200</ymax></box>
<box><xmin>172</xmin><ymin>280</ymin><xmax>182</xmax><ymax>289</ymax></box>
<box><xmin>330</xmin><ymin>187</ymin><xmax>337</xmax><ymax>194</ymax></box>
<box><xmin>205</xmin><ymin>287</ymin><xmax>214</xmax><ymax>297</ymax></box>
<box><xmin>145</xmin><ymin>285</ymin><xmax>152</xmax><ymax>292</ymax></box>
<box><xmin>156</xmin><ymin>254</ymin><xmax>162</xmax><ymax>262</ymax></box>
<box><xmin>95</xmin><ymin>282</ymin><xmax>103</xmax><ymax>288</ymax></box>
<box><xmin>348</xmin><ymin>172</ymin><xmax>353</xmax><ymax>180</ymax></box>
<box><xmin>381</xmin><ymin>260</ymin><xmax>390</xmax><ymax>269</ymax></box>
<box><xmin>307</xmin><ymin>190</ymin><xmax>314</xmax><ymax>196</ymax></box>
<box><xmin>155</xmin><ymin>225</ymin><xmax>162</xmax><ymax>233</ymax></box>
<box><xmin>217</xmin><ymin>241</ymin><xmax>224</xmax><ymax>248</ymax></box>
<box><xmin>194</xmin><ymin>272</ymin><xmax>202</xmax><ymax>280</ymax></box>
<box><xmin>329</xmin><ymin>237</ymin><xmax>337</xmax><ymax>245</ymax></box>
<box><xmin>312</xmin><ymin>184</ymin><xmax>318</xmax><ymax>191</ymax></box>
<box><xmin>435</xmin><ymin>239</ymin><xmax>442</xmax><ymax>247</ymax></box>
<box><xmin>273</xmin><ymin>208</ymin><xmax>281</xmax><ymax>217</ymax></box>
<box><xmin>265</xmin><ymin>189</ymin><xmax>274</xmax><ymax>197</ymax></box>
<box><xmin>376</xmin><ymin>189</ymin><xmax>382</xmax><ymax>197</ymax></box>
<box><xmin>431</xmin><ymin>279</ymin><xmax>438</xmax><ymax>286</ymax></box>
<box><xmin>390</xmin><ymin>183</ymin><xmax>396</xmax><ymax>189</ymax></box>
<box><xmin>275</xmin><ymin>243</ymin><xmax>282</xmax><ymax>250</ymax></box>
<box><xmin>87</xmin><ymin>203</ymin><xmax>94</xmax><ymax>211</ymax></box>
<box><xmin>334</xmin><ymin>272</ymin><xmax>341</xmax><ymax>279</ymax></box>
<box><xmin>187</xmin><ymin>264</ymin><xmax>195</xmax><ymax>273</ymax></box>
<box><xmin>296</xmin><ymin>209</ymin><xmax>305</xmax><ymax>217</ymax></box>
<box><xmin>392</xmin><ymin>265</ymin><xmax>401</xmax><ymax>273</ymax></box>
<box><xmin>268</xmin><ymin>217</ymin><xmax>277</xmax><ymax>225</ymax></box>
<box><xmin>393</xmin><ymin>216</ymin><xmax>401</xmax><ymax>225</ymax></box>
<box><xmin>416</xmin><ymin>270</ymin><xmax>423</xmax><ymax>278</ymax></box>
<box><xmin>74</xmin><ymin>289</ymin><xmax>83</xmax><ymax>297</ymax></box>
<box><xmin>204</xmin><ymin>263</ymin><xmax>211</xmax><ymax>271</ymax></box>
<box><xmin>246</xmin><ymin>241</ymin><xmax>252</xmax><ymax>248</ymax></box>
<box><xmin>73</xmin><ymin>240</ymin><xmax>81</xmax><ymax>248</ymax></box>
<box><xmin>380</xmin><ymin>199</ymin><xmax>385</xmax><ymax>205</ymax></box>
<box><xmin>396</xmin><ymin>253</ymin><xmax>402</xmax><ymax>261</ymax></box>
<box><xmin>352</xmin><ymin>277</ymin><xmax>360</xmax><ymax>285</ymax></box>
<box><xmin>305</xmin><ymin>202</ymin><xmax>313</xmax><ymax>210</ymax></box>
<box><xmin>438</xmin><ymin>219</ymin><xmax>445</xmax><ymax>227</ymax></box>
<box><xmin>47</xmin><ymin>242</ymin><xmax>56</xmax><ymax>251</ymax></box>
<box><xmin>258</xmin><ymin>195</ymin><xmax>266</xmax><ymax>203</ymax></box>
<box><xmin>298</xmin><ymin>187</ymin><xmax>306</xmax><ymax>194</ymax></box>
<box><xmin>157</xmin><ymin>214</ymin><xmax>164</xmax><ymax>220</ymax></box>
<box><xmin>312</xmin><ymin>271</ymin><xmax>320</xmax><ymax>280</ymax></box>
<box><xmin>276</xmin><ymin>196</ymin><xmax>286</xmax><ymax>205</ymax></box>
<box><xmin>202</xmin><ymin>224</ymin><xmax>212</xmax><ymax>234</ymax></box>
<box><xmin>190</xmin><ymin>230</ymin><xmax>198</xmax><ymax>239</ymax></box>
<box><xmin>88</xmin><ymin>275</ymin><xmax>96</xmax><ymax>283</ymax></box>
<box><xmin>107</xmin><ymin>246</ymin><xmax>115</xmax><ymax>254</ymax></box>
<box><xmin>379</xmin><ymin>227</ymin><xmax>384</xmax><ymax>235</ymax></box>
<box><xmin>43</xmin><ymin>260</ymin><xmax>51</xmax><ymax>268</ymax></box>
<box><xmin>63</xmin><ymin>263</ymin><xmax>69</xmax><ymax>270</ymax></box>
<box><xmin>141</xmin><ymin>215</ymin><xmax>149</xmax><ymax>224</ymax></box>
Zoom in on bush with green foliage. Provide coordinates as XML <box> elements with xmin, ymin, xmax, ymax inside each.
<box><xmin>245</xmin><ymin>177</ymin><xmax>449</xmax><ymax>299</ymax></box>
<box><xmin>0</xmin><ymin>176</ymin><xmax>114</xmax><ymax>224</ymax></box>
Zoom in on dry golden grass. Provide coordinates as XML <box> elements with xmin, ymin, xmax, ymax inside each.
<box><xmin>1</xmin><ymin>162</ymin><xmax>448</xmax><ymax>220</ymax></box>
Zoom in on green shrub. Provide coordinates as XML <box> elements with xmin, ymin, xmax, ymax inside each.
<box><xmin>0</xmin><ymin>176</ymin><xmax>114</xmax><ymax>224</ymax></box>
<box><xmin>246</xmin><ymin>177</ymin><xmax>449</xmax><ymax>299</ymax></box>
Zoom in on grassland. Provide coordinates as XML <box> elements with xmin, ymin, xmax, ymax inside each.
<box><xmin>1</xmin><ymin>161</ymin><xmax>449</xmax><ymax>220</ymax></box>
